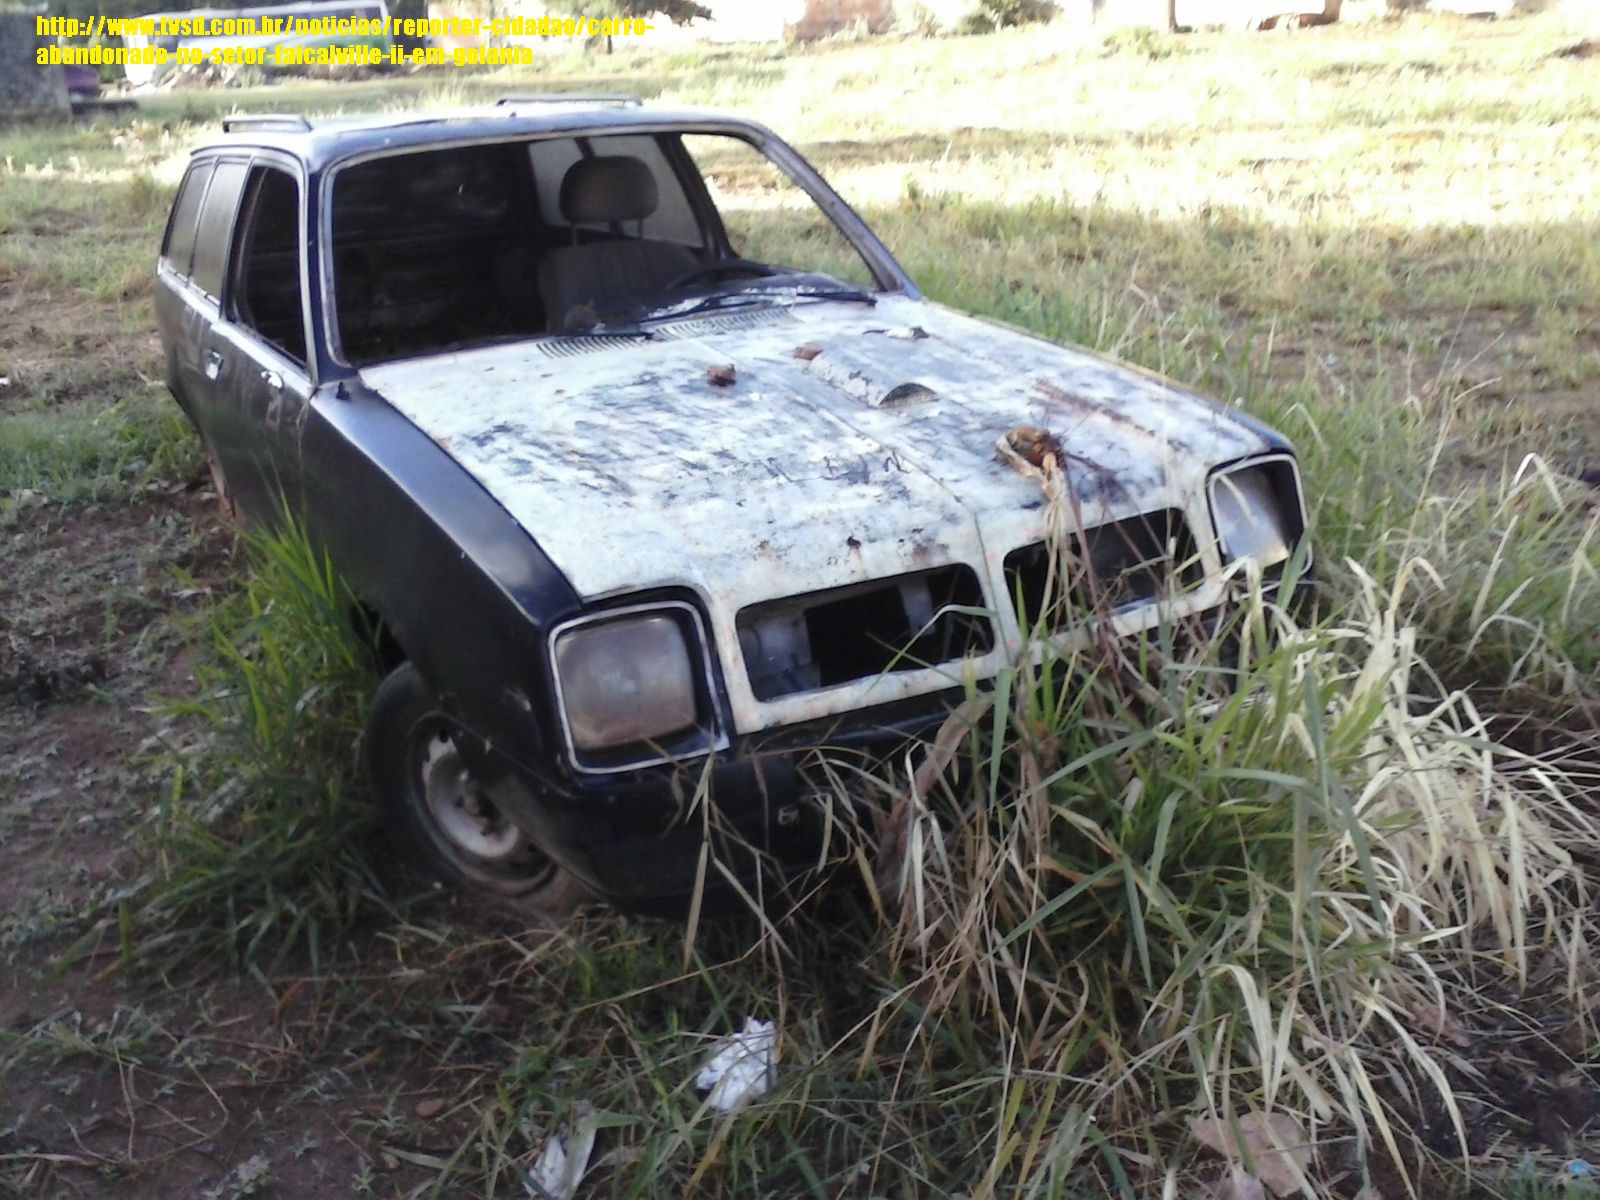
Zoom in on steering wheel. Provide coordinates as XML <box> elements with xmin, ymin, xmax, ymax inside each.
<box><xmin>666</xmin><ymin>258</ymin><xmax>779</xmax><ymax>290</ymax></box>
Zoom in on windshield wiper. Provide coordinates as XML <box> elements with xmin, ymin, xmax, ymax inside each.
<box><xmin>642</xmin><ymin>282</ymin><xmax>876</xmax><ymax>324</ymax></box>
<box><xmin>786</xmin><ymin>285</ymin><xmax>877</xmax><ymax>306</ymax></box>
<box><xmin>643</xmin><ymin>291</ymin><xmax>770</xmax><ymax>322</ymax></box>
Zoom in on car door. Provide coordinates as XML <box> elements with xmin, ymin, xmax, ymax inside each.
<box><xmin>203</xmin><ymin>157</ymin><xmax>316</xmax><ymax>522</ymax></box>
<box><xmin>175</xmin><ymin>156</ymin><xmax>278</xmax><ymax>513</ymax></box>
<box><xmin>154</xmin><ymin>157</ymin><xmax>216</xmax><ymax>427</ymax></box>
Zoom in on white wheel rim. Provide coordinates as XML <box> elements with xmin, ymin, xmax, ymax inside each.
<box><xmin>418</xmin><ymin>726</ymin><xmax>525</xmax><ymax>864</ymax></box>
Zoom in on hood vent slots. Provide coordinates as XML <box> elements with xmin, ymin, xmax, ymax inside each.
<box><xmin>653</xmin><ymin>307</ymin><xmax>796</xmax><ymax>340</ymax></box>
<box><xmin>538</xmin><ymin>335</ymin><xmax>651</xmax><ymax>358</ymax></box>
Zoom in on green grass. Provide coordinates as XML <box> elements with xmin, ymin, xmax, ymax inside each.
<box><xmin>125</xmin><ymin>514</ymin><xmax>386</xmax><ymax>973</ymax></box>
<box><xmin>0</xmin><ymin>171</ymin><xmax>172</xmax><ymax>303</ymax></box>
<box><xmin>0</xmin><ymin>390</ymin><xmax>202</xmax><ymax>513</ymax></box>
<box><xmin>1507</xmin><ymin>1167</ymin><xmax>1600</xmax><ymax>1200</ymax></box>
<box><xmin>864</xmin><ymin>548</ymin><xmax>1598</xmax><ymax>1194</ymax></box>
<box><xmin>1233</xmin><ymin>370</ymin><xmax>1600</xmax><ymax>699</ymax></box>
<box><xmin>212</xmin><ymin>564</ymin><xmax>1590</xmax><ymax>1198</ymax></box>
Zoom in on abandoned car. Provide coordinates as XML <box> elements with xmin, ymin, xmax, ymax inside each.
<box><xmin>155</xmin><ymin>96</ymin><xmax>1310</xmax><ymax>914</ymax></box>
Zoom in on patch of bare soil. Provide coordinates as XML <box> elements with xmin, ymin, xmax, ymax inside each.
<box><xmin>1320</xmin><ymin>983</ymin><xmax>1600</xmax><ymax>1199</ymax></box>
<box><xmin>0</xmin><ymin>266</ymin><xmax>160</xmax><ymax>409</ymax></box>
<box><xmin>0</xmin><ymin>969</ymin><xmax>465</xmax><ymax>1199</ymax></box>
<box><xmin>1256</xmin><ymin>315</ymin><xmax>1600</xmax><ymax>484</ymax></box>
<box><xmin>1551</xmin><ymin>39</ymin><xmax>1598</xmax><ymax>60</ymax></box>
<box><xmin>0</xmin><ymin>497</ymin><xmax>225</xmax><ymax>911</ymax></box>
<box><xmin>0</xmin><ymin>491</ymin><xmax>493</xmax><ymax>1199</ymax></box>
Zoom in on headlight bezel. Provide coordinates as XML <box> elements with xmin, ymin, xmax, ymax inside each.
<box><xmin>1206</xmin><ymin>453</ymin><xmax>1310</xmax><ymax>575</ymax></box>
<box><xmin>548</xmin><ymin>599</ymin><xmax>727</xmax><ymax>775</ymax></box>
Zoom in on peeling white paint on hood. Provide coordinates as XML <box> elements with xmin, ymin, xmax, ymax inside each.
<box><xmin>361</xmin><ymin>292</ymin><xmax>1274</xmax><ymax>729</ymax></box>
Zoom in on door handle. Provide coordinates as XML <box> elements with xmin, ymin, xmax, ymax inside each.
<box><xmin>261</xmin><ymin>369</ymin><xmax>283</xmax><ymax>391</ymax></box>
<box><xmin>204</xmin><ymin>350</ymin><xmax>224</xmax><ymax>380</ymax></box>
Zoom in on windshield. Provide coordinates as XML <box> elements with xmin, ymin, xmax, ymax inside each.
<box><xmin>329</xmin><ymin>130</ymin><xmax>887</xmax><ymax>366</ymax></box>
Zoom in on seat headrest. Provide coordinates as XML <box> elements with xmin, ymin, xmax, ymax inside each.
<box><xmin>559</xmin><ymin>156</ymin><xmax>659</xmax><ymax>224</ymax></box>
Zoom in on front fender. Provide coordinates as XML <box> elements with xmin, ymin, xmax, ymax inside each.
<box><xmin>298</xmin><ymin>378</ymin><xmax>582</xmax><ymax>773</ymax></box>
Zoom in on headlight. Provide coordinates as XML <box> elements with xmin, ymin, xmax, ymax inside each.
<box><xmin>555</xmin><ymin>614</ymin><xmax>696</xmax><ymax>752</ymax></box>
<box><xmin>1207</xmin><ymin>458</ymin><xmax>1307</xmax><ymax>569</ymax></box>
<box><xmin>549</xmin><ymin>602</ymin><xmax>723</xmax><ymax>770</ymax></box>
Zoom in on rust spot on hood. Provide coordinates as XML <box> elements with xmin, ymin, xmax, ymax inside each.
<box><xmin>1032</xmin><ymin>379</ymin><xmax>1167</xmax><ymax>444</ymax></box>
<box><xmin>793</xmin><ymin>343</ymin><xmax>824</xmax><ymax>361</ymax></box>
<box><xmin>998</xmin><ymin>425</ymin><xmax>1066</xmax><ymax>473</ymax></box>
<box><xmin>707</xmin><ymin>364</ymin><xmax>737</xmax><ymax>387</ymax></box>
<box><xmin>998</xmin><ymin>422</ymin><xmax>1128</xmax><ymax>507</ymax></box>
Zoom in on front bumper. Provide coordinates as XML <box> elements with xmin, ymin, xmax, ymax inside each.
<box><xmin>466</xmin><ymin>571</ymin><xmax>1316</xmax><ymax>917</ymax></box>
<box><xmin>472</xmin><ymin>688</ymin><xmax>960</xmax><ymax>916</ymax></box>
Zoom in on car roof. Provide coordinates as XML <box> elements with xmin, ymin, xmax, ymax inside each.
<box><xmin>194</xmin><ymin>97</ymin><xmax>774</xmax><ymax>170</ymax></box>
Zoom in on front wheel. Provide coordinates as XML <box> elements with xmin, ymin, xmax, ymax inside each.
<box><xmin>363</xmin><ymin>663</ymin><xmax>587</xmax><ymax>913</ymax></box>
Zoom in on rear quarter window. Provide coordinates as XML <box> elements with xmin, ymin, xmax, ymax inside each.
<box><xmin>161</xmin><ymin>160</ymin><xmax>213</xmax><ymax>277</ymax></box>
<box><xmin>190</xmin><ymin>159</ymin><xmax>250</xmax><ymax>301</ymax></box>
<box><xmin>228</xmin><ymin>164</ymin><xmax>307</xmax><ymax>365</ymax></box>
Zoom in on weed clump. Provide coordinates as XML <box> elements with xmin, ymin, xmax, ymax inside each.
<box><xmin>0</xmin><ymin>391</ymin><xmax>203</xmax><ymax>511</ymax></box>
<box><xmin>133</xmin><ymin>515</ymin><xmax>385</xmax><ymax>972</ymax></box>
<box><xmin>869</xmin><ymin>554</ymin><xmax>1599</xmax><ymax>1192</ymax></box>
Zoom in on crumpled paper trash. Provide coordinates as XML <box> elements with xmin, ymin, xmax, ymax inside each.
<box><xmin>693</xmin><ymin>1017</ymin><xmax>778</xmax><ymax>1112</ymax></box>
<box><xmin>525</xmin><ymin>1101</ymin><xmax>598</xmax><ymax>1200</ymax></box>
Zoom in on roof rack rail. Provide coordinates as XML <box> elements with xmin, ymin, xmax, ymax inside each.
<box><xmin>495</xmin><ymin>93</ymin><xmax>642</xmax><ymax>108</ymax></box>
<box><xmin>222</xmin><ymin>114</ymin><xmax>313</xmax><ymax>134</ymax></box>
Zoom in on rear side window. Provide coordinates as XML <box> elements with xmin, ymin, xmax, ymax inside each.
<box><xmin>190</xmin><ymin>160</ymin><xmax>249</xmax><ymax>301</ymax></box>
<box><xmin>228</xmin><ymin>164</ymin><xmax>306</xmax><ymax>365</ymax></box>
<box><xmin>162</xmin><ymin>161</ymin><xmax>212</xmax><ymax>277</ymax></box>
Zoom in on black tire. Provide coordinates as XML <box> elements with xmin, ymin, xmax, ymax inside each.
<box><xmin>363</xmin><ymin>662</ymin><xmax>588</xmax><ymax>913</ymax></box>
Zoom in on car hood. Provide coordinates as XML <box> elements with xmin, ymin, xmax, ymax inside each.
<box><xmin>361</xmin><ymin>294</ymin><xmax>1273</xmax><ymax>725</ymax></box>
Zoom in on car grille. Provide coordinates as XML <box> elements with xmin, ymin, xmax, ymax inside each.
<box><xmin>1003</xmin><ymin>509</ymin><xmax>1202</xmax><ymax>628</ymax></box>
<box><xmin>739</xmin><ymin>565</ymin><xmax>992</xmax><ymax>701</ymax></box>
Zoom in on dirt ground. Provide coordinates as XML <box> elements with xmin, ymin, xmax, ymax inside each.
<box><xmin>0</xmin><ymin>495</ymin><xmax>507</xmax><ymax>1198</ymax></box>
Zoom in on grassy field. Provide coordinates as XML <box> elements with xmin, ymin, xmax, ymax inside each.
<box><xmin>3</xmin><ymin>11</ymin><xmax>1600</xmax><ymax>1199</ymax></box>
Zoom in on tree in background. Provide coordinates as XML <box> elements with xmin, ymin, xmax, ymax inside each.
<box><xmin>962</xmin><ymin>0</ymin><xmax>1058</xmax><ymax>31</ymax></box>
<box><xmin>587</xmin><ymin>0</ymin><xmax>712</xmax><ymax>21</ymax></box>
<box><xmin>584</xmin><ymin>0</ymin><xmax>711</xmax><ymax>51</ymax></box>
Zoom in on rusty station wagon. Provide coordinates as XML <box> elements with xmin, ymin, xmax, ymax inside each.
<box><xmin>155</xmin><ymin>96</ymin><xmax>1310</xmax><ymax>914</ymax></box>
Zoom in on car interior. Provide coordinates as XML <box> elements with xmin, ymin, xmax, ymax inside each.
<box><xmin>326</xmin><ymin>132</ymin><xmax>806</xmax><ymax>365</ymax></box>
<box><xmin>229</xmin><ymin>165</ymin><xmax>308</xmax><ymax>364</ymax></box>
<box><xmin>536</xmin><ymin>154</ymin><xmax>701</xmax><ymax>332</ymax></box>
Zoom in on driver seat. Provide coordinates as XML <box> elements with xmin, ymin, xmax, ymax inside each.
<box><xmin>537</xmin><ymin>156</ymin><xmax>698</xmax><ymax>332</ymax></box>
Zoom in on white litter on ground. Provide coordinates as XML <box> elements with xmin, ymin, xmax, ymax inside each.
<box><xmin>693</xmin><ymin>1017</ymin><xmax>778</xmax><ymax>1112</ymax></box>
<box><xmin>524</xmin><ymin>1101</ymin><xmax>598</xmax><ymax>1200</ymax></box>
